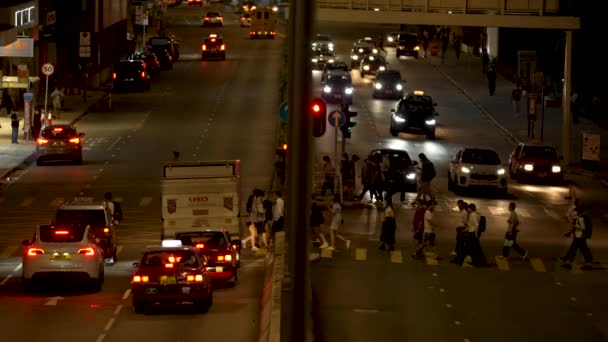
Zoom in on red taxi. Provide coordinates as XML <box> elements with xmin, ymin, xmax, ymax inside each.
<box><xmin>131</xmin><ymin>242</ymin><xmax>213</xmax><ymax>314</ymax></box>
<box><xmin>508</xmin><ymin>142</ymin><xmax>563</xmax><ymax>183</ymax></box>
<box><xmin>176</xmin><ymin>230</ymin><xmax>239</xmax><ymax>284</ymax></box>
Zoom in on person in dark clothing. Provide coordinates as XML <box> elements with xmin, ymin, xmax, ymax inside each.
<box><xmin>415</xmin><ymin>153</ymin><xmax>435</xmax><ymax>203</ymax></box>
<box><xmin>560</xmin><ymin>206</ymin><xmax>593</xmax><ymax>264</ymax></box>
<box><xmin>453</xmin><ymin>38</ymin><xmax>461</xmax><ymax>60</ymax></box>
<box><xmin>379</xmin><ymin>206</ymin><xmax>396</xmax><ymax>251</ymax></box>
<box><xmin>441</xmin><ymin>33</ymin><xmax>449</xmax><ymax>64</ymax></box>
<box><xmin>311</xmin><ymin>197</ymin><xmax>328</xmax><ymax>248</ymax></box>
<box><xmin>384</xmin><ymin>154</ymin><xmax>406</xmax><ymax>207</ymax></box>
<box><xmin>2</xmin><ymin>90</ymin><xmax>13</xmax><ymax>115</ymax></box>
<box><xmin>487</xmin><ymin>68</ymin><xmax>497</xmax><ymax>96</ymax></box>
<box><xmin>11</xmin><ymin>113</ymin><xmax>19</xmax><ymax>144</ymax></box>
<box><xmin>32</xmin><ymin>106</ymin><xmax>42</xmax><ymax>139</ymax></box>
<box><xmin>481</xmin><ymin>48</ymin><xmax>490</xmax><ymax>74</ymax></box>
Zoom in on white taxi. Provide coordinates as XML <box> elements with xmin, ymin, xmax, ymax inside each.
<box><xmin>21</xmin><ymin>224</ymin><xmax>105</xmax><ymax>290</ymax></box>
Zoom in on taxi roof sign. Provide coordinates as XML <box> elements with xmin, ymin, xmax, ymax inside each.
<box><xmin>413</xmin><ymin>90</ymin><xmax>425</xmax><ymax>96</ymax></box>
<box><xmin>161</xmin><ymin>239</ymin><xmax>183</xmax><ymax>248</ymax></box>
<box><xmin>209</xmin><ymin>34</ymin><xmax>218</xmax><ymax>38</ymax></box>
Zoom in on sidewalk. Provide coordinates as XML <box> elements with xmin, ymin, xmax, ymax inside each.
<box><xmin>0</xmin><ymin>90</ymin><xmax>108</xmax><ymax>184</ymax></box>
<box><xmin>424</xmin><ymin>47</ymin><xmax>608</xmax><ymax>179</ymax></box>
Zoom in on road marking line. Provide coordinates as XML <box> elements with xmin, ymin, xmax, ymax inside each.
<box><xmin>426</xmin><ymin>257</ymin><xmax>439</xmax><ymax>265</ymax></box>
<box><xmin>544</xmin><ymin>207</ymin><xmax>561</xmax><ymax>221</ymax></box>
<box><xmin>0</xmin><ymin>275</ymin><xmax>12</xmax><ymax>286</ymax></box>
<box><xmin>352</xmin><ymin>308</ymin><xmax>379</xmax><ymax>313</ymax></box>
<box><xmin>517</xmin><ymin>207</ymin><xmax>531</xmax><ymax>218</ymax></box>
<box><xmin>19</xmin><ymin>197</ymin><xmax>34</xmax><ymax>207</ymax></box>
<box><xmin>487</xmin><ymin>206</ymin><xmax>507</xmax><ymax>216</ymax></box>
<box><xmin>390</xmin><ymin>250</ymin><xmax>403</xmax><ymax>263</ymax></box>
<box><xmin>495</xmin><ymin>256</ymin><xmax>510</xmax><ymax>271</ymax></box>
<box><xmin>95</xmin><ymin>334</ymin><xmax>106</xmax><ymax>342</ymax></box>
<box><xmin>320</xmin><ymin>248</ymin><xmax>333</xmax><ymax>258</ymax></box>
<box><xmin>104</xmin><ymin>318</ymin><xmax>115</xmax><ymax>331</ymax></box>
<box><xmin>139</xmin><ymin>197</ymin><xmax>153</xmax><ymax>207</ymax></box>
<box><xmin>116</xmin><ymin>246</ymin><xmax>124</xmax><ymax>255</ymax></box>
<box><xmin>49</xmin><ymin>197</ymin><xmax>64</xmax><ymax>207</ymax></box>
<box><xmin>0</xmin><ymin>245</ymin><xmax>19</xmax><ymax>257</ymax></box>
<box><xmin>113</xmin><ymin>304</ymin><xmax>123</xmax><ymax>316</ymax></box>
<box><xmin>529</xmin><ymin>257</ymin><xmax>546</xmax><ymax>272</ymax></box>
<box><xmin>121</xmin><ymin>289</ymin><xmax>132</xmax><ymax>300</ymax></box>
<box><xmin>355</xmin><ymin>248</ymin><xmax>367</xmax><ymax>261</ymax></box>
<box><xmin>13</xmin><ymin>263</ymin><xmax>22</xmax><ymax>272</ymax></box>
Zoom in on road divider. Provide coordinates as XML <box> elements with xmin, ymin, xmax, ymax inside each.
<box><xmin>258</xmin><ymin>231</ymin><xmax>285</xmax><ymax>342</ymax></box>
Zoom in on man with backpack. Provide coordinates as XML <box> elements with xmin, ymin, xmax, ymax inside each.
<box><xmin>460</xmin><ymin>203</ymin><xmax>488</xmax><ymax>267</ymax></box>
<box><xmin>560</xmin><ymin>206</ymin><xmax>593</xmax><ymax>265</ymax></box>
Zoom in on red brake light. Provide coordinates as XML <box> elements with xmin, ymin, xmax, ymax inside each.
<box><xmin>54</xmin><ymin>230</ymin><xmax>69</xmax><ymax>235</ymax></box>
<box><xmin>133</xmin><ymin>275</ymin><xmax>141</xmax><ymax>283</ymax></box>
<box><xmin>195</xmin><ymin>274</ymin><xmax>203</xmax><ymax>282</ymax></box>
<box><xmin>141</xmin><ymin>275</ymin><xmax>149</xmax><ymax>282</ymax></box>
<box><xmin>202</xmin><ymin>44</ymin><xmax>207</xmax><ymax>51</ymax></box>
<box><xmin>225</xmin><ymin>254</ymin><xmax>232</xmax><ymax>262</ymax></box>
<box><xmin>141</xmin><ymin>71</ymin><xmax>145</xmax><ymax>78</ymax></box>
<box><xmin>195</xmin><ymin>243</ymin><xmax>205</xmax><ymax>249</ymax></box>
<box><xmin>204</xmin><ymin>17</ymin><xmax>209</xmax><ymax>20</ymax></box>
<box><xmin>187</xmin><ymin>275</ymin><xmax>195</xmax><ymax>282</ymax></box>
<box><xmin>103</xmin><ymin>228</ymin><xmax>110</xmax><ymax>233</ymax></box>
<box><xmin>271</xmin><ymin>31</ymin><xmax>276</xmax><ymax>35</ymax></box>
<box><xmin>78</xmin><ymin>247</ymin><xmax>95</xmax><ymax>256</ymax></box>
<box><xmin>27</xmin><ymin>248</ymin><xmax>44</xmax><ymax>256</ymax></box>
<box><xmin>53</xmin><ymin>127</ymin><xmax>63</xmax><ymax>132</ymax></box>
<box><xmin>37</xmin><ymin>138</ymin><xmax>49</xmax><ymax>145</ymax></box>
<box><xmin>165</xmin><ymin>263</ymin><xmax>174</xmax><ymax>268</ymax></box>
<box><xmin>312</xmin><ymin>104</ymin><xmax>321</xmax><ymax>113</ymax></box>
<box><xmin>112</xmin><ymin>72</ymin><xmax>117</xmax><ymax>79</ymax></box>
<box><xmin>69</xmin><ymin>137</ymin><xmax>80</xmax><ymax>144</ymax></box>
<box><xmin>218</xmin><ymin>255</ymin><xmax>224</xmax><ymax>261</ymax></box>
<box><xmin>220</xmin><ymin>44</ymin><xmax>225</xmax><ymax>50</ymax></box>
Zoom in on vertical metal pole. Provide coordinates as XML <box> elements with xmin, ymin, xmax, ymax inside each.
<box><xmin>284</xmin><ymin>0</ymin><xmax>314</xmax><ymax>340</ymax></box>
<box><xmin>334</xmin><ymin>126</ymin><xmax>339</xmax><ymax>194</ymax></box>
<box><xmin>562</xmin><ymin>31</ymin><xmax>572</xmax><ymax>169</ymax></box>
<box><xmin>44</xmin><ymin>76</ymin><xmax>49</xmax><ymax>123</ymax></box>
<box><xmin>540</xmin><ymin>87</ymin><xmax>545</xmax><ymax>143</ymax></box>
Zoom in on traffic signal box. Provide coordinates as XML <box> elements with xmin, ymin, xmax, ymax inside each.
<box><xmin>340</xmin><ymin>104</ymin><xmax>357</xmax><ymax>139</ymax></box>
<box><xmin>312</xmin><ymin>97</ymin><xmax>327</xmax><ymax>137</ymax></box>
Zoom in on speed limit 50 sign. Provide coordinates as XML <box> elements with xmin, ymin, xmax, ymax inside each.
<box><xmin>41</xmin><ymin>63</ymin><xmax>54</xmax><ymax>76</ymax></box>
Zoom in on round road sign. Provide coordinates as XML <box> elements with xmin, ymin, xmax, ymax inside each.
<box><xmin>41</xmin><ymin>63</ymin><xmax>54</xmax><ymax>76</ymax></box>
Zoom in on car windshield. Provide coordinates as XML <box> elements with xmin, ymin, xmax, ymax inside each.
<box><xmin>461</xmin><ymin>149</ymin><xmax>502</xmax><ymax>165</ymax></box>
<box><xmin>56</xmin><ymin>209</ymin><xmax>107</xmax><ymax>229</ymax></box>
<box><xmin>39</xmin><ymin>225</ymin><xmax>86</xmax><ymax>243</ymax></box>
<box><xmin>207</xmin><ymin>12</ymin><xmax>220</xmax><ymax>17</ymax></box>
<box><xmin>522</xmin><ymin>146</ymin><xmax>558</xmax><ymax>159</ymax></box>
<box><xmin>327</xmin><ymin>75</ymin><xmax>351</xmax><ymax>85</ymax></box>
<box><xmin>140</xmin><ymin>250</ymin><xmax>200</xmax><ymax>268</ymax></box>
<box><xmin>399</xmin><ymin>34</ymin><xmax>418</xmax><ymax>44</ymax></box>
<box><xmin>327</xmin><ymin>64</ymin><xmax>347</xmax><ymax>71</ymax></box>
<box><xmin>205</xmin><ymin>39</ymin><xmax>223</xmax><ymax>47</ymax></box>
<box><xmin>398</xmin><ymin>100</ymin><xmax>433</xmax><ymax>115</ymax></box>
<box><xmin>365</xmin><ymin>55</ymin><xmax>385</xmax><ymax>63</ymax></box>
<box><xmin>354</xmin><ymin>46</ymin><xmax>373</xmax><ymax>54</ymax></box>
<box><xmin>116</xmin><ymin>62</ymin><xmax>142</xmax><ymax>73</ymax></box>
<box><xmin>176</xmin><ymin>232</ymin><xmax>229</xmax><ymax>248</ymax></box>
<box><xmin>40</xmin><ymin>128</ymin><xmax>77</xmax><ymax>139</ymax></box>
<box><xmin>378</xmin><ymin>73</ymin><xmax>401</xmax><ymax>82</ymax></box>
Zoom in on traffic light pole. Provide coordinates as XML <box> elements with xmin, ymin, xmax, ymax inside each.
<box><xmin>284</xmin><ymin>0</ymin><xmax>314</xmax><ymax>341</ymax></box>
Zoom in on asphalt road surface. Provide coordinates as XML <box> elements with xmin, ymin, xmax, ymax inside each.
<box><xmin>311</xmin><ymin>22</ymin><xmax>608</xmax><ymax>342</ymax></box>
<box><xmin>0</xmin><ymin>3</ymin><xmax>280</xmax><ymax>342</ymax></box>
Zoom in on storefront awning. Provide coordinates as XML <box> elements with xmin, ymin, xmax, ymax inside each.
<box><xmin>0</xmin><ymin>76</ymin><xmax>40</xmax><ymax>89</ymax></box>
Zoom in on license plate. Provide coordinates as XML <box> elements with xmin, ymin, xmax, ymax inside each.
<box><xmin>216</xmin><ymin>266</ymin><xmax>223</xmax><ymax>272</ymax></box>
<box><xmin>159</xmin><ymin>275</ymin><xmax>177</xmax><ymax>285</ymax></box>
<box><xmin>50</xmin><ymin>253</ymin><xmax>72</xmax><ymax>260</ymax></box>
<box><xmin>51</xmin><ymin>142</ymin><xmax>64</xmax><ymax>146</ymax></box>
<box><xmin>144</xmin><ymin>288</ymin><xmax>158</xmax><ymax>294</ymax></box>
<box><xmin>385</xmin><ymin>90</ymin><xmax>393</xmax><ymax>93</ymax></box>
<box><xmin>211</xmin><ymin>48</ymin><xmax>217</xmax><ymax>52</ymax></box>
<box><xmin>334</xmin><ymin>95</ymin><xmax>341</xmax><ymax>99</ymax></box>
<box><xmin>539</xmin><ymin>173</ymin><xmax>547</xmax><ymax>177</ymax></box>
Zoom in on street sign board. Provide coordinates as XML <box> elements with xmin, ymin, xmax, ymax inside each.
<box><xmin>41</xmin><ymin>63</ymin><xmax>54</xmax><ymax>76</ymax></box>
<box><xmin>79</xmin><ymin>46</ymin><xmax>91</xmax><ymax>58</ymax></box>
<box><xmin>80</xmin><ymin>32</ymin><xmax>91</xmax><ymax>46</ymax></box>
<box><xmin>279</xmin><ymin>101</ymin><xmax>288</xmax><ymax>122</ymax></box>
<box><xmin>328</xmin><ymin>110</ymin><xmax>345</xmax><ymax>128</ymax></box>
<box><xmin>46</xmin><ymin>11</ymin><xmax>57</xmax><ymax>25</ymax></box>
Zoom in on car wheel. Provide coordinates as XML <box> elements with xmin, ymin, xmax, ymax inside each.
<box><xmin>133</xmin><ymin>301</ymin><xmax>146</xmax><ymax>314</ymax></box>
<box><xmin>389</xmin><ymin>123</ymin><xmax>398</xmax><ymax>137</ymax></box>
<box><xmin>91</xmin><ymin>265</ymin><xmax>104</xmax><ymax>292</ymax></box>
<box><xmin>74</xmin><ymin>156</ymin><xmax>83</xmax><ymax>165</ymax></box>
<box><xmin>195</xmin><ymin>292</ymin><xmax>212</xmax><ymax>312</ymax></box>
<box><xmin>36</xmin><ymin>158</ymin><xmax>44</xmax><ymax>166</ymax></box>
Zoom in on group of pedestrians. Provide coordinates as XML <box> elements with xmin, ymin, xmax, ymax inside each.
<box><xmin>311</xmin><ymin>194</ymin><xmax>351</xmax><ymax>251</ymax></box>
<box><xmin>242</xmin><ymin>189</ymin><xmax>284</xmax><ymax>251</ymax></box>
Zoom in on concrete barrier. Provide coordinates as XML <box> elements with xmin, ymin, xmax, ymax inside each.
<box><xmin>258</xmin><ymin>231</ymin><xmax>285</xmax><ymax>342</ymax></box>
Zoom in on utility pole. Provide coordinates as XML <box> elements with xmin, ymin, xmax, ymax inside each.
<box><xmin>562</xmin><ymin>31</ymin><xmax>573</xmax><ymax>169</ymax></box>
<box><xmin>283</xmin><ymin>0</ymin><xmax>314</xmax><ymax>341</ymax></box>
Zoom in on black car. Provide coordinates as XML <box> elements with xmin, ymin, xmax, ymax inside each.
<box><xmin>368</xmin><ymin>148</ymin><xmax>419</xmax><ymax>192</ymax></box>
<box><xmin>112</xmin><ymin>60</ymin><xmax>151</xmax><ymax>93</ymax></box>
<box><xmin>311</xmin><ymin>47</ymin><xmax>335</xmax><ymax>70</ymax></box>
<box><xmin>36</xmin><ymin>125</ymin><xmax>85</xmax><ymax>165</ymax></box>
<box><xmin>130</xmin><ymin>51</ymin><xmax>161</xmax><ymax>76</ymax></box>
<box><xmin>321</xmin><ymin>61</ymin><xmax>349</xmax><ymax>83</ymax></box>
<box><xmin>201</xmin><ymin>34</ymin><xmax>226</xmax><ymax>60</ymax></box>
<box><xmin>176</xmin><ymin>230</ymin><xmax>240</xmax><ymax>283</ymax></box>
<box><xmin>390</xmin><ymin>91</ymin><xmax>438</xmax><ymax>139</ymax></box>
<box><xmin>321</xmin><ymin>71</ymin><xmax>353</xmax><ymax>105</ymax></box>
<box><xmin>312</xmin><ymin>34</ymin><xmax>334</xmax><ymax>52</ymax></box>
<box><xmin>150</xmin><ymin>48</ymin><xmax>174</xmax><ymax>70</ymax></box>
<box><xmin>203</xmin><ymin>12</ymin><xmax>223</xmax><ymax>27</ymax></box>
<box><xmin>396</xmin><ymin>33</ymin><xmax>420</xmax><ymax>58</ymax></box>
<box><xmin>147</xmin><ymin>35</ymin><xmax>179</xmax><ymax>61</ymax></box>
<box><xmin>359</xmin><ymin>54</ymin><xmax>387</xmax><ymax>77</ymax></box>
<box><xmin>373</xmin><ymin>70</ymin><xmax>404</xmax><ymax>99</ymax></box>
<box><xmin>385</xmin><ymin>32</ymin><xmax>400</xmax><ymax>47</ymax></box>
<box><xmin>350</xmin><ymin>43</ymin><xmax>376</xmax><ymax>68</ymax></box>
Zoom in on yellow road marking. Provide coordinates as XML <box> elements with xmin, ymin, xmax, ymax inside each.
<box><xmin>116</xmin><ymin>246</ymin><xmax>124</xmax><ymax>255</ymax></box>
<box><xmin>390</xmin><ymin>250</ymin><xmax>403</xmax><ymax>263</ymax></box>
<box><xmin>0</xmin><ymin>246</ymin><xmax>19</xmax><ymax>257</ymax></box>
<box><xmin>355</xmin><ymin>248</ymin><xmax>367</xmax><ymax>261</ymax></box>
<box><xmin>49</xmin><ymin>197</ymin><xmax>64</xmax><ymax>207</ymax></box>
<box><xmin>495</xmin><ymin>256</ymin><xmax>510</xmax><ymax>271</ymax></box>
<box><xmin>321</xmin><ymin>248</ymin><xmax>333</xmax><ymax>258</ymax></box>
<box><xmin>426</xmin><ymin>257</ymin><xmax>439</xmax><ymax>265</ymax></box>
<box><xmin>529</xmin><ymin>257</ymin><xmax>546</xmax><ymax>272</ymax></box>
<box><xmin>139</xmin><ymin>197</ymin><xmax>153</xmax><ymax>207</ymax></box>
<box><xmin>19</xmin><ymin>197</ymin><xmax>34</xmax><ymax>207</ymax></box>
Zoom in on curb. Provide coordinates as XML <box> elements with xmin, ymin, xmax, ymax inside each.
<box><xmin>0</xmin><ymin>92</ymin><xmax>110</xmax><ymax>188</ymax></box>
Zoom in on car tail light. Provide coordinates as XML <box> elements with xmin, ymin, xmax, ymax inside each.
<box><xmin>187</xmin><ymin>275</ymin><xmax>195</xmax><ymax>282</ymax></box>
<box><xmin>53</xmin><ymin>127</ymin><xmax>63</xmax><ymax>132</ymax></box>
<box><xmin>103</xmin><ymin>228</ymin><xmax>110</xmax><ymax>233</ymax></box>
<box><xmin>78</xmin><ymin>247</ymin><xmax>95</xmax><ymax>256</ymax></box>
<box><xmin>271</xmin><ymin>31</ymin><xmax>276</xmax><ymax>35</ymax></box>
<box><xmin>141</xmin><ymin>275</ymin><xmax>149</xmax><ymax>282</ymax></box>
<box><xmin>141</xmin><ymin>71</ymin><xmax>145</xmax><ymax>78</ymax></box>
<box><xmin>220</xmin><ymin>44</ymin><xmax>225</xmax><ymax>50</ymax></box>
<box><xmin>69</xmin><ymin>137</ymin><xmax>80</xmax><ymax>144</ymax></box>
<box><xmin>168</xmin><ymin>256</ymin><xmax>182</xmax><ymax>263</ymax></box>
<box><xmin>165</xmin><ymin>263</ymin><xmax>174</xmax><ymax>268</ymax></box>
<box><xmin>27</xmin><ymin>248</ymin><xmax>44</xmax><ymax>256</ymax></box>
<box><xmin>202</xmin><ymin>44</ymin><xmax>207</xmax><ymax>51</ymax></box>
<box><xmin>218</xmin><ymin>255</ymin><xmax>224</xmax><ymax>261</ymax></box>
<box><xmin>37</xmin><ymin>138</ymin><xmax>49</xmax><ymax>145</ymax></box>
<box><xmin>133</xmin><ymin>275</ymin><xmax>149</xmax><ymax>283</ymax></box>
<box><xmin>195</xmin><ymin>243</ymin><xmax>205</xmax><ymax>249</ymax></box>
<box><xmin>204</xmin><ymin>17</ymin><xmax>209</xmax><ymax>21</ymax></box>
<box><xmin>195</xmin><ymin>274</ymin><xmax>203</xmax><ymax>282</ymax></box>
<box><xmin>112</xmin><ymin>72</ymin><xmax>117</xmax><ymax>79</ymax></box>
<box><xmin>225</xmin><ymin>254</ymin><xmax>232</xmax><ymax>262</ymax></box>
<box><xmin>217</xmin><ymin>17</ymin><xmax>223</xmax><ymax>20</ymax></box>
<box><xmin>54</xmin><ymin>230</ymin><xmax>69</xmax><ymax>235</ymax></box>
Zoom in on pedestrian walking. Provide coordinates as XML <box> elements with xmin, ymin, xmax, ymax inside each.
<box><xmin>272</xmin><ymin>191</ymin><xmax>285</xmax><ymax>235</ymax></box>
<box><xmin>487</xmin><ymin>67</ymin><xmax>497</xmax><ymax>96</ymax></box>
<box><xmin>560</xmin><ymin>206</ymin><xmax>593</xmax><ymax>264</ymax></box>
<box><xmin>384</xmin><ymin>153</ymin><xmax>407</xmax><ymax>207</ymax></box>
<box><xmin>262</xmin><ymin>198</ymin><xmax>273</xmax><ymax>248</ymax></box>
<box><xmin>481</xmin><ymin>48</ymin><xmax>490</xmax><ymax>74</ymax></box>
<box><xmin>104</xmin><ymin>192</ymin><xmax>123</xmax><ymax>223</ymax></box>
<box><xmin>51</xmin><ymin>86</ymin><xmax>64</xmax><ymax>119</ymax></box>
<box><xmin>450</xmin><ymin>200</ymin><xmax>469</xmax><ymax>260</ymax></box>
<box><xmin>360</xmin><ymin>155</ymin><xmax>382</xmax><ymax>203</ymax></box>
<box><xmin>459</xmin><ymin>203</ymin><xmax>489</xmax><ymax>266</ymax></box>
<box><xmin>423</xmin><ymin>201</ymin><xmax>437</xmax><ymax>255</ymax></box>
<box><xmin>351</xmin><ymin>154</ymin><xmax>363</xmax><ymax>197</ymax></box>
<box><xmin>10</xmin><ymin>112</ymin><xmax>19</xmax><ymax>144</ymax></box>
<box><xmin>500</xmin><ymin>202</ymin><xmax>528</xmax><ymax>259</ymax></box>
<box><xmin>441</xmin><ymin>33</ymin><xmax>449</xmax><ymax>64</ymax></box>
<box><xmin>311</xmin><ymin>197</ymin><xmax>329</xmax><ymax>248</ymax></box>
<box><xmin>328</xmin><ymin>194</ymin><xmax>350</xmax><ymax>251</ymax></box>
<box><xmin>511</xmin><ymin>83</ymin><xmax>522</xmax><ymax>114</ymax></box>
<box><xmin>379</xmin><ymin>205</ymin><xmax>396</xmax><ymax>251</ymax></box>
<box><xmin>412</xmin><ymin>201</ymin><xmax>426</xmax><ymax>258</ymax></box>
<box><xmin>321</xmin><ymin>155</ymin><xmax>335</xmax><ymax>195</ymax></box>
<box><xmin>453</xmin><ymin>37</ymin><xmax>461</xmax><ymax>60</ymax></box>
<box><xmin>415</xmin><ymin>153</ymin><xmax>435</xmax><ymax>204</ymax></box>
<box><xmin>243</xmin><ymin>189</ymin><xmax>265</xmax><ymax>251</ymax></box>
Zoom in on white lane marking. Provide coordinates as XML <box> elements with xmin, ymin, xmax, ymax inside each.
<box><xmin>19</xmin><ymin>197</ymin><xmax>34</xmax><ymax>207</ymax></box>
<box><xmin>103</xmin><ymin>317</ymin><xmax>115</xmax><ymax>331</ymax></box>
<box><xmin>106</xmin><ymin>137</ymin><xmax>123</xmax><ymax>152</ymax></box>
<box><xmin>352</xmin><ymin>308</ymin><xmax>379</xmax><ymax>313</ymax></box>
<box><xmin>0</xmin><ymin>275</ymin><xmax>12</xmax><ymax>286</ymax></box>
<box><xmin>113</xmin><ymin>304</ymin><xmax>123</xmax><ymax>316</ymax></box>
<box><xmin>44</xmin><ymin>296</ymin><xmax>64</xmax><ymax>306</ymax></box>
<box><xmin>13</xmin><ymin>263</ymin><xmax>22</xmax><ymax>272</ymax></box>
<box><xmin>95</xmin><ymin>334</ymin><xmax>106</xmax><ymax>342</ymax></box>
<box><xmin>139</xmin><ymin>197</ymin><xmax>153</xmax><ymax>207</ymax></box>
<box><xmin>121</xmin><ymin>289</ymin><xmax>131</xmax><ymax>300</ymax></box>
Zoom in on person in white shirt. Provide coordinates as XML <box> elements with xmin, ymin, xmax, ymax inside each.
<box><xmin>328</xmin><ymin>194</ymin><xmax>350</xmax><ymax>251</ymax></box>
<box><xmin>272</xmin><ymin>191</ymin><xmax>285</xmax><ymax>234</ymax></box>
<box><xmin>461</xmin><ymin>203</ymin><xmax>488</xmax><ymax>267</ymax></box>
<box><xmin>423</xmin><ymin>201</ymin><xmax>436</xmax><ymax>254</ymax></box>
<box><xmin>561</xmin><ymin>206</ymin><xmax>593</xmax><ymax>264</ymax></box>
<box><xmin>450</xmin><ymin>200</ymin><xmax>468</xmax><ymax>259</ymax></box>
<box><xmin>501</xmin><ymin>202</ymin><xmax>527</xmax><ymax>259</ymax></box>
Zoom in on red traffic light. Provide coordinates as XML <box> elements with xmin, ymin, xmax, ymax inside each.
<box><xmin>312</xmin><ymin>104</ymin><xmax>321</xmax><ymax>113</ymax></box>
<box><xmin>311</xmin><ymin>97</ymin><xmax>327</xmax><ymax>137</ymax></box>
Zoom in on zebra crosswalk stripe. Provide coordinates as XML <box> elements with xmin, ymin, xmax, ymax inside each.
<box><xmin>355</xmin><ymin>248</ymin><xmax>367</xmax><ymax>261</ymax></box>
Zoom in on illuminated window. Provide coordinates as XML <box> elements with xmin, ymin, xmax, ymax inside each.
<box><xmin>15</xmin><ymin>6</ymin><xmax>35</xmax><ymax>27</ymax></box>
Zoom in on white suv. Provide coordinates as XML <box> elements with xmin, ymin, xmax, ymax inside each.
<box><xmin>448</xmin><ymin>147</ymin><xmax>508</xmax><ymax>194</ymax></box>
<box><xmin>21</xmin><ymin>224</ymin><xmax>105</xmax><ymax>290</ymax></box>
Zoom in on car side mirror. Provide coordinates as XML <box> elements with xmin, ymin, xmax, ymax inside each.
<box><xmin>132</xmin><ymin>262</ymin><xmax>139</xmax><ymax>268</ymax></box>
<box><xmin>21</xmin><ymin>239</ymin><xmax>30</xmax><ymax>246</ymax></box>
<box><xmin>79</xmin><ymin>132</ymin><xmax>85</xmax><ymax>137</ymax></box>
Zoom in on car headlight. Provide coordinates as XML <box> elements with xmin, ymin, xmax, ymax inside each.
<box><xmin>406</xmin><ymin>172</ymin><xmax>416</xmax><ymax>180</ymax></box>
<box><xmin>323</xmin><ymin>86</ymin><xmax>331</xmax><ymax>93</ymax></box>
<box><xmin>328</xmin><ymin>59</ymin><xmax>334</xmax><ymax>63</ymax></box>
<box><xmin>312</xmin><ymin>43</ymin><xmax>317</xmax><ymax>47</ymax></box>
<box><xmin>374</xmin><ymin>83</ymin><xmax>382</xmax><ymax>90</ymax></box>
<box><xmin>461</xmin><ymin>166</ymin><xmax>470</xmax><ymax>173</ymax></box>
<box><xmin>345</xmin><ymin>87</ymin><xmax>353</xmax><ymax>95</ymax></box>
<box><xmin>328</xmin><ymin>43</ymin><xmax>334</xmax><ymax>49</ymax></box>
<box><xmin>388</xmin><ymin>37</ymin><xmax>394</xmax><ymax>42</ymax></box>
<box><xmin>396</xmin><ymin>84</ymin><xmax>403</xmax><ymax>91</ymax></box>
<box><xmin>352</xmin><ymin>55</ymin><xmax>359</xmax><ymax>60</ymax></box>
<box><xmin>393</xmin><ymin>116</ymin><xmax>406</xmax><ymax>123</ymax></box>
<box><xmin>379</xmin><ymin>66</ymin><xmax>386</xmax><ymax>71</ymax></box>
<box><xmin>425</xmin><ymin>119</ymin><xmax>436</xmax><ymax>125</ymax></box>
<box><xmin>552</xmin><ymin>165</ymin><xmax>561</xmax><ymax>173</ymax></box>
<box><xmin>523</xmin><ymin>164</ymin><xmax>533</xmax><ymax>171</ymax></box>
<box><xmin>373</xmin><ymin>49</ymin><xmax>378</xmax><ymax>53</ymax></box>
<box><xmin>497</xmin><ymin>168</ymin><xmax>505</xmax><ymax>175</ymax></box>
<box><xmin>363</xmin><ymin>65</ymin><xmax>370</xmax><ymax>70</ymax></box>
<box><xmin>414</xmin><ymin>46</ymin><xmax>420</xmax><ymax>51</ymax></box>
<box><xmin>358</xmin><ymin>48</ymin><xmax>363</xmax><ymax>53</ymax></box>
<box><xmin>312</xmin><ymin>58</ymin><xmax>318</xmax><ymax>63</ymax></box>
